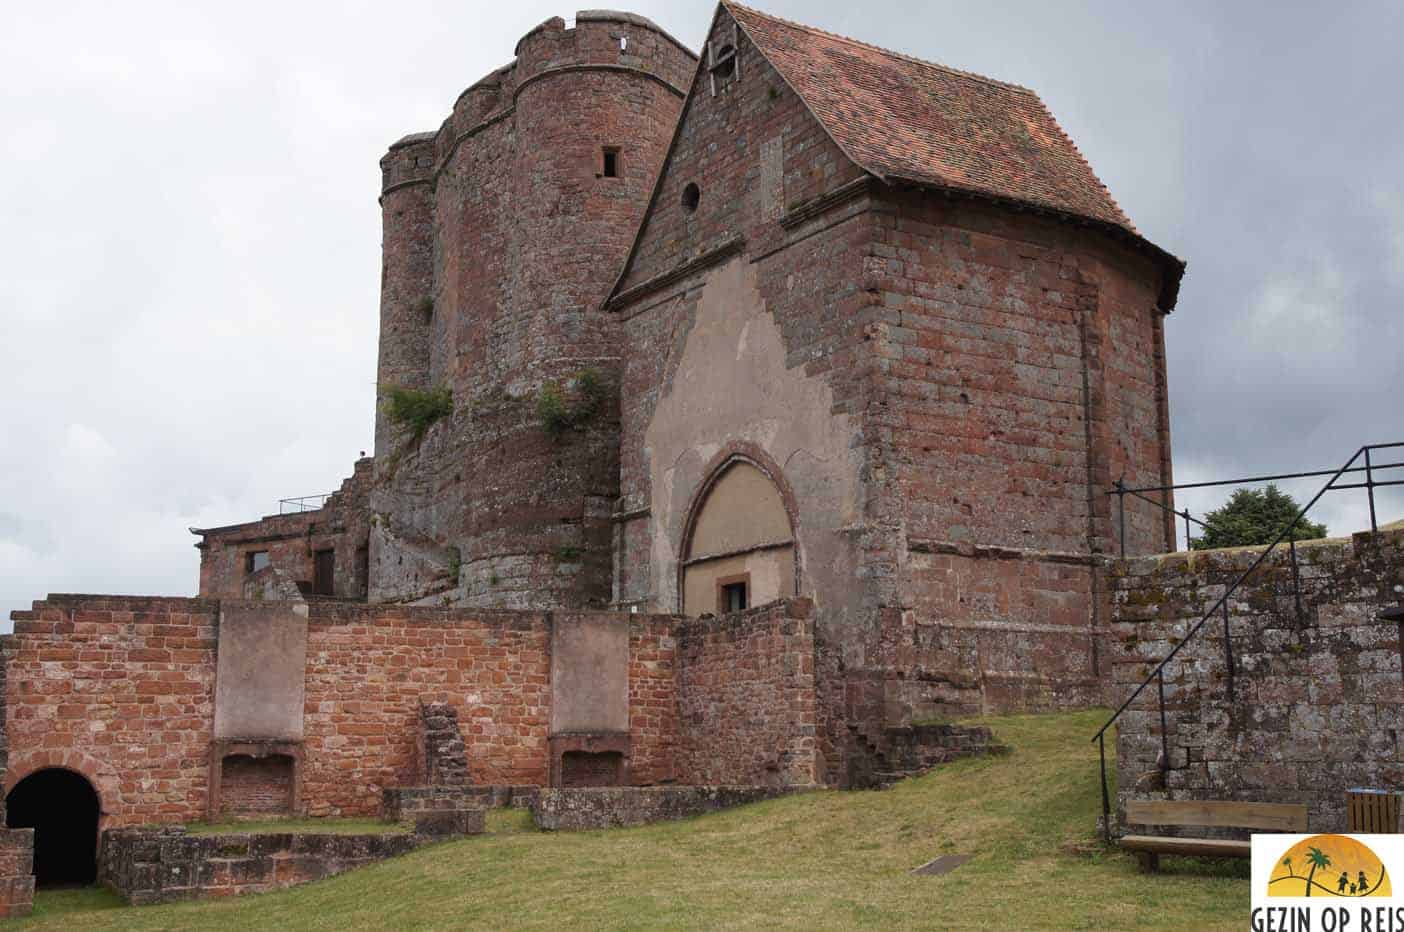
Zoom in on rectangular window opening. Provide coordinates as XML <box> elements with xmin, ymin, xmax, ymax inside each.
<box><xmin>313</xmin><ymin>548</ymin><xmax>335</xmax><ymax>597</ymax></box>
<box><xmin>719</xmin><ymin>577</ymin><xmax>749</xmax><ymax>614</ymax></box>
<box><xmin>245</xmin><ymin>551</ymin><xmax>270</xmax><ymax>575</ymax></box>
<box><xmin>602</xmin><ymin>147</ymin><xmax>620</xmax><ymax>178</ymax></box>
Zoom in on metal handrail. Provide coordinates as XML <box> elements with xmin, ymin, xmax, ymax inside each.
<box><xmin>1110</xmin><ymin>454</ymin><xmax>1404</xmax><ymax>554</ymax></box>
<box><xmin>278</xmin><ymin>493</ymin><xmax>334</xmax><ymax>514</ymax></box>
<box><xmin>1091</xmin><ymin>441</ymin><xmax>1404</xmax><ymax>843</ymax></box>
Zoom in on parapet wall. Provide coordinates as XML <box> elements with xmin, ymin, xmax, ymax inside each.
<box><xmin>1108</xmin><ymin>528</ymin><xmax>1404</xmax><ymax>832</ymax></box>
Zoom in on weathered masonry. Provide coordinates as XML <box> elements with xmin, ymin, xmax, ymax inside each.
<box><xmin>1109</xmin><ymin>527</ymin><xmax>1404</xmax><ymax>832</ymax></box>
<box><xmin>4</xmin><ymin>2</ymin><xmax>1201</xmax><ymax>911</ymax></box>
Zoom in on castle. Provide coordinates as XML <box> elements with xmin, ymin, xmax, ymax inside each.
<box><xmin>1</xmin><ymin>1</ymin><xmax>1190</xmax><ymax>901</ymax></box>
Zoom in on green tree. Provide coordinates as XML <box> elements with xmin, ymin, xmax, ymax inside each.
<box><xmin>1305</xmin><ymin>846</ymin><xmax>1332</xmax><ymax>897</ymax></box>
<box><xmin>1190</xmin><ymin>483</ymin><xmax>1327</xmax><ymax>551</ymax></box>
<box><xmin>1281</xmin><ymin>856</ymin><xmax>1294</xmax><ymax>878</ymax></box>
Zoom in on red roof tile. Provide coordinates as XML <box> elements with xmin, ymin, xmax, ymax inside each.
<box><xmin>725</xmin><ymin>1</ymin><xmax>1138</xmax><ymax>234</ymax></box>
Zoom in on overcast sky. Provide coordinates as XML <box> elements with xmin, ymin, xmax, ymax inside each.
<box><xmin>2</xmin><ymin>0</ymin><xmax>1401</xmax><ymax>630</ymax></box>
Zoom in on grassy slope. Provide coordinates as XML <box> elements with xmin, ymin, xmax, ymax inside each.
<box><xmin>16</xmin><ymin>710</ymin><xmax>1246</xmax><ymax>930</ymax></box>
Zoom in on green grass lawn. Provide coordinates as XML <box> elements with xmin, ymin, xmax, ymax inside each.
<box><xmin>14</xmin><ymin>709</ymin><xmax>1247</xmax><ymax>930</ymax></box>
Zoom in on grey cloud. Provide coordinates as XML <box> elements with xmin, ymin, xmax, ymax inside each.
<box><xmin>3</xmin><ymin>0</ymin><xmax>1400</xmax><ymax>631</ymax></box>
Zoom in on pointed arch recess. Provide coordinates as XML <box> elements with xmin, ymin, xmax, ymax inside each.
<box><xmin>678</xmin><ymin>443</ymin><xmax>801</xmax><ymax>614</ymax></box>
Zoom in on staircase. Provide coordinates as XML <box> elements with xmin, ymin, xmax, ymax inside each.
<box><xmin>849</xmin><ymin>722</ymin><xmax>1010</xmax><ymax>789</ymax></box>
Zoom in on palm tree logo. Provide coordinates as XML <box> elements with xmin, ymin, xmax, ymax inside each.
<box><xmin>1303</xmin><ymin>846</ymin><xmax>1331</xmax><ymax>897</ymax></box>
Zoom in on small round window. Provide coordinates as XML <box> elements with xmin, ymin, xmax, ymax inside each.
<box><xmin>682</xmin><ymin>182</ymin><xmax>700</xmax><ymax>213</ymax></box>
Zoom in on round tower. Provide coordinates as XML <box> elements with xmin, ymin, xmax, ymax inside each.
<box><xmin>373</xmin><ymin>133</ymin><xmax>436</xmax><ymax>459</ymax></box>
<box><xmin>368</xmin><ymin>12</ymin><xmax>696</xmax><ymax>609</ymax></box>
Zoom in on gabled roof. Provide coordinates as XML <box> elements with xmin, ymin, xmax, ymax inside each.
<box><xmin>725</xmin><ymin>2</ymin><xmax>1134</xmax><ymax>233</ymax></box>
<box><xmin>607</xmin><ymin>3</ymin><xmax>1184</xmax><ymax>309</ymax></box>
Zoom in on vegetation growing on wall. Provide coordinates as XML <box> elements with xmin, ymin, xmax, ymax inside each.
<box><xmin>536</xmin><ymin>368</ymin><xmax>606</xmax><ymax>439</ymax></box>
<box><xmin>381</xmin><ymin>384</ymin><xmax>453</xmax><ymax>444</ymax></box>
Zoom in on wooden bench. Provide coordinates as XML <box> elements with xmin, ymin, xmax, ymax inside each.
<box><xmin>1120</xmin><ymin>799</ymin><xmax>1308</xmax><ymax>872</ymax></box>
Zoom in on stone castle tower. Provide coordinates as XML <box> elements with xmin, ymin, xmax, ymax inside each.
<box><xmin>370</xmin><ymin>13</ymin><xmax>695</xmax><ymax>608</ymax></box>
<box><xmin>192</xmin><ymin>1</ymin><xmax>1183</xmax><ymax>724</ymax></box>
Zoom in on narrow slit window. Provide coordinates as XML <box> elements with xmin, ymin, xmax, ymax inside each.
<box><xmin>602</xmin><ymin>147</ymin><xmax>620</xmax><ymax>178</ymax></box>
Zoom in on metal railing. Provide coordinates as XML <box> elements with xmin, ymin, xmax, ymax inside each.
<box><xmin>278</xmin><ymin>493</ymin><xmax>334</xmax><ymax>514</ymax></box>
<box><xmin>1092</xmin><ymin>442</ymin><xmax>1404</xmax><ymax>843</ymax></box>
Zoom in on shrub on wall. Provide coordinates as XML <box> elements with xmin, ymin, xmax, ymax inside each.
<box><xmin>381</xmin><ymin>384</ymin><xmax>453</xmax><ymax>444</ymax></box>
<box><xmin>536</xmin><ymin>369</ymin><xmax>607</xmax><ymax>439</ymax></box>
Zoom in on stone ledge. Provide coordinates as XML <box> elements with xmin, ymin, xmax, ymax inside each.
<box><xmin>529</xmin><ymin>785</ymin><xmax>802</xmax><ymax>831</ymax></box>
<box><xmin>99</xmin><ymin>826</ymin><xmax>423</xmax><ymax>906</ymax></box>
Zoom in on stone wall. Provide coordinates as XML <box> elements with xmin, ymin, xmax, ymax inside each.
<box><xmin>99</xmin><ymin>827</ymin><xmax>419</xmax><ymax>905</ymax></box>
<box><xmin>676</xmin><ymin>600</ymin><xmax>818</xmax><ymax>786</ymax></box>
<box><xmin>872</xmin><ymin>190</ymin><xmax>1173</xmax><ymax>721</ymax></box>
<box><xmin>0</xmin><ymin>652</ymin><xmax>34</xmax><ymax>919</ymax></box>
<box><xmin>367</xmin><ymin>12</ymin><xmax>696</xmax><ymax>611</ymax></box>
<box><xmin>195</xmin><ymin>457</ymin><xmax>375</xmax><ymax>601</ymax></box>
<box><xmin>3</xmin><ymin>595</ymin><xmax>218</xmax><ymax>825</ymax></box>
<box><xmin>529</xmin><ymin>785</ymin><xmax>792</xmax><ymax>831</ymax></box>
<box><xmin>0</xmin><ymin>830</ymin><xmax>33</xmax><ymax>919</ymax></box>
<box><xmin>626</xmin><ymin>615</ymin><xmax>679</xmax><ymax>784</ymax></box>
<box><xmin>300</xmin><ymin>603</ymin><xmax>553</xmax><ymax>817</ymax></box>
<box><xmin>2</xmin><ymin>598</ymin><xmax>698</xmax><ymax>825</ymax></box>
<box><xmin>1109</xmin><ymin>528</ymin><xmax>1404</xmax><ymax>832</ymax></box>
<box><xmin>609</xmin><ymin>3</ymin><xmax>1176</xmax><ymax>756</ymax></box>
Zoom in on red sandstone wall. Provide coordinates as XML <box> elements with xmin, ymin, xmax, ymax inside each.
<box><xmin>369</xmin><ymin>13</ymin><xmax>695</xmax><ymax>611</ymax></box>
<box><xmin>675</xmin><ymin>600</ymin><xmax>818</xmax><ymax>786</ymax></box>
<box><xmin>197</xmin><ymin>457</ymin><xmax>374</xmax><ymax>601</ymax></box>
<box><xmin>2</xmin><ymin>596</ymin><xmax>217</xmax><ymax>827</ymax></box>
<box><xmin>4</xmin><ymin>596</ymin><xmax>700</xmax><ymax>825</ymax></box>
<box><xmin>627</xmin><ymin>616</ymin><xmax>679</xmax><ymax>784</ymax></box>
<box><xmin>300</xmin><ymin>603</ymin><xmax>552</xmax><ymax>817</ymax></box>
<box><xmin>856</xmin><ymin>192</ymin><xmax>1173</xmax><ymax>717</ymax></box>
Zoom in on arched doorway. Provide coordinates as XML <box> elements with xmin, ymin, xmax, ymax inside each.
<box><xmin>680</xmin><ymin>458</ymin><xmax>797</xmax><ymax>615</ymax></box>
<box><xmin>5</xmin><ymin>768</ymin><xmax>101</xmax><ymax>887</ymax></box>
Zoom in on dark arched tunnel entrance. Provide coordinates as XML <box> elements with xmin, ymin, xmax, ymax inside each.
<box><xmin>5</xmin><ymin>768</ymin><xmax>100</xmax><ymax>887</ymax></box>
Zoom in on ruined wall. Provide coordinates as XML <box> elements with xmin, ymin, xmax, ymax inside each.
<box><xmin>99</xmin><ymin>826</ymin><xmax>418</xmax><ymax>905</ymax></box>
<box><xmin>0</xmin><ymin>644</ymin><xmax>34</xmax><ymax>920</ymax></box>
<box><xmin>2</xmin><ymin>596</ymin><xmax>702</xmax><ymax>826</ymax></box>
<box><xmin>676</xmin><ymin>600</ymin><xmax>818</xmax><ymax>786</ymax></box>
<box><xmin>2</xmin><ymin>596</ymin><xmax>218</xmax><ymax>827</ymax></box>
<box><xmin>1109</xmin><ymin>528</ymin><xmax>1404</xmax><ymax>832</ymax></box>
<box><xmin>627</xmin><ymin>615</ymin><xmax>679</xmax><ymax>784</ymax></box>
<box><xmin>299</xmin><ymin>604</ymin><xmax>553</xmax><ymax>817</ymax></box>
<box><xmin>369</xmin><ymin>12</ymin><xmax>695</xmax><ymax>611</ymax></box>
<box><xmin>196</xmin><ymin>457</ymin><xmax>375</xmax><ymax>601</ymax></box>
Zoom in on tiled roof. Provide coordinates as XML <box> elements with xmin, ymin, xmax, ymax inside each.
<box><xmin>724</xmin><ymin>2</ymin><xmax>1139</xmax><ymax>235</ymax></box>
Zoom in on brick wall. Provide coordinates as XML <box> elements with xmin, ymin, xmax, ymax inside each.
<box><xmin>2</xmin><ymin>596</ymin><xmax>218</xmax><ymax>826</ymax></box>
<box><xmin>196</xmin><ymin>457</ymin><xmax>375</xmax><ymax>601</ymax></box>
<box><xmin>218</xmin><ymin>755</ymin><xmax>295</xmax><ymax>817</ymax></box>
<box><xmin>627</xmin><ymin>615</ymin><xmax>678</xmax><ymax>784</ymax></box>
<box><xmin>300</xmin><ymin>603</ymin><xmax>553</xmax><ymax>817</ymax></box>
<box><xmin>1109</xmin><ymin>528</ymin><xmax>1404</xmax><ymax>832</ymax></box>
<box><xmin>676</xmin><ymin>600</ymin><xmax>818</xmax><ymax>786</ymax></box>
